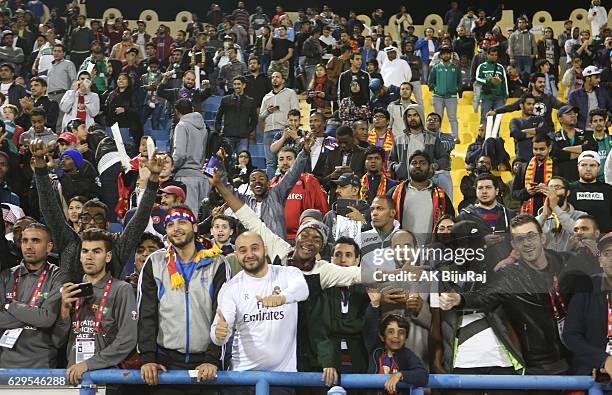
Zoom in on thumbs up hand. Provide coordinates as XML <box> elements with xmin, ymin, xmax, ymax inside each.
<box><xmin>215</xmin><ymin>309</ymin><xmax>229</xmax><ymax>341</ymax></box>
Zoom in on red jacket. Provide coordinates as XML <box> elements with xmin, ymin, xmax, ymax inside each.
<box><xmin>152</xmin><ymin>34</ymin><xmax>173</xmax><ymax>62</ymax></box>
<box><xmin>270</xmin><ymin>172</ymin><xmax>329</xmax><ymax>240</ymax></box>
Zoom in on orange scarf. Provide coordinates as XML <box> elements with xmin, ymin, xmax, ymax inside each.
<box><xmin>391</xmin><ymin>181</ymin><xmax>447</xmax><ymax>231</ymax></box>
<box><xmin>367</xmin><ymin>129</ymin><xmax>394</xmax><ymax>172</ymax></box>
<box><xmin>520</xmin><ymin>157</ymin><xmax>553</xmax><ymax>215</ymax></box>
<box><xmin>360</xmin><ymin>173</ymin><xmax>387</xmax><ymax>200</ymax></box>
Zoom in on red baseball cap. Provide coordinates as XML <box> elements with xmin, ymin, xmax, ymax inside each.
<box><xmin>159</xmin><ymin>185</ymin><xmax>186</xmax><ymax>202</ymax></box>
<box><xmin>58</xmin><ymin>132</ymin><xmax>77</xmax><ymax>144</ymax></box>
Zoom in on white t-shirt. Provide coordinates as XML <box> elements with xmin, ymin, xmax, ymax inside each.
<box><xmin>454</xmin><ymin>312</ymin><xmax>513</xmax><ymax>368</ymax></box>
<box><xmin>0</xmin><ymin>83</ymin><xmax>11</xmax><ymax>96</ymax></box>
<box><xmin>211</xmin><ymin>265</ymin><xmax>309</xmax><ymax>372</ymax></box>
<box><xmin>36</xmin><ymin>42</ymin><xmax>54</xmax><ymax>74</ymax></box>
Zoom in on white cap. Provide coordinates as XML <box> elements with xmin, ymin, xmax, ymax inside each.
<box><xmin>582</xmin><ymin>65</ymin><xmax>601</xmax><ymax>77</ymax></box>
<box><xmin>578</xmin><ymin>150</ymin><xmax>602</xmax><ymax>164</ymax></box>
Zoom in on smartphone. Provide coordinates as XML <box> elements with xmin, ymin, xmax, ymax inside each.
<box><xmin>75</xmin><ymin>282</ymin><xmax>94</xmax><ymax>298</ymax></box>
<box><xmin>336</xmin><ymin>199</ymin><xmax>355</xmax><ymax>217</ymax></box>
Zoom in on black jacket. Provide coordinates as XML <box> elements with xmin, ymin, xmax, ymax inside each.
<box><xmin>495</xmin><ymin>91</ymin><xmax>565</xmax><ymax>131</ymax></box>
<box><xmin>58</xmin><ymin>161</ymin><xmax>100</xmax><ymax>201</ymax></box>
<box><xmin>563</xmin><ymin>274</ymin><xmax>610</xmax><ymax>375</ymax></box>
<box><xmin>5</xmin><ymin>82</ymin><xmax>27</xmax><ymax>111</ymax></box>
<box><xmin>214</xmin><ymin>93</ymin><xmax>258</xmax><ymax>138</ymax></box>
<box><xmin>338</xmin><ymin>69</ymin><xmax>370</xmax><ymax>103</ymax></box>
<box><xmin>323</xmin><ymin>145</ymin><xmax>366</xmax><ymax>201</ymax></box>
<box><xmin>15</xmin><ymin>96</ymin><xmax>59</xmax><ymax>132</ymax></box>
<box><xmin>461</xmin><ymin>249</ymin><xmax>586</xmax><ymax>374</ymax></box>
<box><xmin>103</xmin><ymin>88</ymin><xmax>139</xmax><ymax>129</ymax></box>
<box><xmin>244</xmin><ymin>72</ymin><xmax>272</xmax><ymax>106</ymax></box>
<box><xmin>156</xmin><ymin>83</ymin><xmax>211</xmax><ymax>118</ymax></box>
<box><xmin>549</xmin><ymin>128</ymin><xmax>588</xmax><ymax>182</ymax></box>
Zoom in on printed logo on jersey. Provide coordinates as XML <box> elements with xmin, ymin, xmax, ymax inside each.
<box><xmin>576</xmin><ymin>192</ymin><xmax>604</xmax><ymax>200</ymax></box>
<box><xmin>534</xmin><ymin>102</ymin><xmax>547</xmax><ymax>116</ymax></box>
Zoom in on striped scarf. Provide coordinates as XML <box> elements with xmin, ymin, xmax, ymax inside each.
<box><xmin>392</xmin><ymin>181</ymin><xmax>447</xmax><ymax>231</ymax></box>
<box><xmin>367</xmin><ymin>129</ymin><xmax>394</xmax><ymax>171</ymax></box>
<box><xmin>360</xmin><ymin>173</ymin><xmax>387</xmax><ymax>200</ymax></box>
<box><xmin>166</xmin><ymin>241</ymin><xmax>222</xmax><ymax>289</ymax></box>
<box><xmin>520</xmin><ymin>157</ymin><xmax>553</xmax><ymax>215</ymax></box>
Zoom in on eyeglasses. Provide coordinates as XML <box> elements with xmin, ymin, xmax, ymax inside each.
<box><xmin>78</xmin><ymin>213</ymin><xmax>106</xmax><ymax>224</ymax></box>
<box><xmin>511</xmin><ymin>232</ymin><xmax>539</xmax><ymax>245</ymax></box>
<box><xmin>238</xmin><ymin>154</ymin><xmax>250</xmax><ymax>158</ymax></box>
<box><xmin>549</xmin><ymin>185</ymin><xmax>565</xmax><ymax>190</ymax></box>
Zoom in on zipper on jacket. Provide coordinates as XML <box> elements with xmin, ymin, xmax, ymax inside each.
<box><xmin>185</xmin><ymin>284</ymin><xmax>190</xmax><ymax>364</ymax></box>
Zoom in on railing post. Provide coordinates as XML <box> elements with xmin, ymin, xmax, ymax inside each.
<box><xmin>255</xmin><ymin>378</ymin><xmax>270</xmax><ymax>395</ymax></box>
<box><xmin>79</xmin><ymin>373</ymin><xmax>95</xmax><ymax>395</ymax></box>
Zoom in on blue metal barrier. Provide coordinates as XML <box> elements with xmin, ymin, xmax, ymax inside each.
<box><xmin>1</xmin><ymin>369</ymin><xmax>611</xmax><ymax>394</ymax></box>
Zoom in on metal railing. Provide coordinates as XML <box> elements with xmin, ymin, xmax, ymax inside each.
<box><xmin>0</xmin><ymin>369</ymin><xmax>611</xmax><ymax>394</ymax></box>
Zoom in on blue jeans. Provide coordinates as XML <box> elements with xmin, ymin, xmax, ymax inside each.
<box><xmin>226</xmin><ymin>137</ymin><xmax>249</xmax><ymax>159</ymax></box>
<box><xmin>433</xmin><ymin>171</ymin><xmax>453</xmax><ymax>204</ymax></box>
<box><xmin>260</xmin><ymin>54</ymin><xmax>271</xmax><ymax>75</ymax></box>
<box><xmin>264</xmin><ymin>129</ymin><xmax>281</xmax><ymax>178</ymax></box>
<box><xmin>480</xmin><ymin>97</ymin><xmax>507</xmax><ymax>124</ymax></box>
<box><xmin>142</xmin><ymin>103</ymin><xmax>163</xmax><ymax>130</ymax></box>
<box><xmin>514</xmin><ymin>55</ymin><xmax>533</xmax><ymax>79</ymax></box>
<box><xmin>432</xmin><ymin>96</ymin><xmax>458</xmax><ymax>139</ymax></box>
<box><xmin>421</xmin><ymin>60</ymin><xmax>430</xmax><ymax>84</ymax></box>
<box><xmin>305</xmin><ymin>64</ymin><xmax>316</xmax><ymax>88</ymax></box>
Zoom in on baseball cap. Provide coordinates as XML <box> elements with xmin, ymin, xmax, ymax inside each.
<box><xmin>125</xmin><ymin>47</ymin><xmax>139</xmax><ymax>55</ymax></box>
<box><xmin>582</xmin><ymin>65</ymin><xmax>601</xmax><ymax>77</ymax></box>
<box><xmin>331</xmin><ymin>173</ymin><xmax>360</xmax><ymax>188</ymax></box>
<box><xmin>578</xmin><ymin>150</ymin><xmax>602</xmax><ymax>164</ymax></box>
<box><xmin>58</xmin><ymin>132</ymin><xmax>77</xmax><ymax>144</ymax></box>
<box><xmin>557</xmin><ymin>104</ymin><xmax>579</xmax><ymax>118</ymax></box>
<box><xmin>598</xmin><ymin>232</ymin><xmax>612</xmax><ymax>250</ymax></box>
<box><xmin>369</xmin><ymin>78</ymin><xmax>383</xmax><ymax>93</ymax></box>
<box><xmin>2</xmin><ymin>30</ymin><xmax>13</xmax><ymax>37</ymax></box>
<box><xmin>223</xmin><ymin>34</ymin><xmax>233</xmax><ymax>40</ymax></box>
<box><xmin>159</xmin><ymin>185</ymin><xmax>186</xmax><ymax>202</ymax></box>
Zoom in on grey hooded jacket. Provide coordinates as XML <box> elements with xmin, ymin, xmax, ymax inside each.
<box><xmin>53</xmin><ymin>272</ymin><xmax>137</xmax><ymax>370</ymax></box>
<box><xmin>388</xmin><ymin>107</ymin><xmax>450</xmax><ymax>179</ymax></box>
<box><xmin>0</xmin><ymin>262</ymin><xmax>62</xmax><ymax>368</ymax></box>
<box><xmin>173</xmin><ymin>112</ymin><xmax>209</xmax><ymax>178</ymax></box>
<box><xmin>239</xmin><ymin>148</ymin><xmax>309</xmax><ymax>239</ymax></box>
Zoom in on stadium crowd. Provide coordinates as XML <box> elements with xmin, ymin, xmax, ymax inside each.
<box><xmin>0</xmin><ymin>0</ymin><xmax>611</xmax><ymax>394</ymax></box>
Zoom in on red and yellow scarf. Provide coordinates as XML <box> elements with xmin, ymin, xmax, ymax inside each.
<box><xmin>392</xmin><ymin>181</ymin><xmax>447</xmax><ymax>231</ymax></box>
<box><xmin>164</xmin><ymin>208</ymin><xmax>222</xmax><ymax>289</ymax></box>
<box><xmin>520</xmin><ymin>157</ymin><xmax>553</xmax><ymax>215</ymax></box>
<box><xmin>360</xmin><ymin>173</ymin><xmax>387</xmax><ymax>200</ymax></box>
<box><xmin>367</xmin><ymin>129</ymin><xmax>394</xmax><ymax>172</ymax></box>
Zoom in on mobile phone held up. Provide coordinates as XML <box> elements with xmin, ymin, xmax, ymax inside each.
<box><xmin>75</xmin><ymin>282</ymin><xmax>94</xmax><ymax>298</ymax></box>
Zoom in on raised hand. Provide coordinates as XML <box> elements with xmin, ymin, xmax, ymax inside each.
<box><xmin>215</xmin><ymin>309</ymin><xmax>229</xmax><ymax>341</ymax></box>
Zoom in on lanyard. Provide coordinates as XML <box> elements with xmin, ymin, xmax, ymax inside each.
<box><xmin>607</xmin><ymin>293</ymin><xmax>612</xmax><ymax>338</ymax></box>
<box><xmin>548</xmin><ymin>273</ymin><xmax>567</xmax><ymax>319</ymax></box>
<box><xmin>74</xmin><ymin>277</ymin><xmax>113</xmax><ymax>334</ymax></box>
<box><xmin>11</xmin><ymin>264</ymin><xmax>49</xmax><ymax>306</ymax></box>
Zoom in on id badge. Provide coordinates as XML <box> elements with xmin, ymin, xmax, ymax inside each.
<box><xmin>341</xmin><ymin>339</ymin><xmax>348</xmax><ymax>350</ymax></box>
<box><xmin>607</xmin><ymin>336</ymin><xmax>612</xmax><ymax>356</ymax></box>
<box><xmin>75</xmin><ymin>338</ymin><xmax>96</xmax><ymax>363</ymax></box>
<box><xmin>0</xmin><ymin>328</ymin><xmax>23</xmax><ymax>349</ymax></box>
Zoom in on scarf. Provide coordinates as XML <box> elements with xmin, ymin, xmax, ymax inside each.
<box><xmin>166</xmin><ymin>241</ymin><xmax>222</xmax><ymax>289</ymax></box>
<box><xmin>520</xmin><ymin>157</ymin><xmax>553</xmax><ymax>215</ymax></box>
<box><xmin>313</xmin><ymin>77</ymin><xmax>327</xmax><ymax>109</ymax></box>
<box><xmin>360</xmin><ymin>173</ymin><xmax>387</xmax><ymax>200</ymax></box>
<box><xmin>367</xmin><ymin>129</ymin><xmax>394</xmax><ymax>171</ymax></box>
<box><xmin>392</xmin><ymin>180</ymin><xmax>447</xmax><ymax>231</ymax></box>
